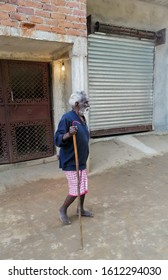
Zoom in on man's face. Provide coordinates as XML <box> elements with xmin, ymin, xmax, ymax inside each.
<box><xmin>78</xmin><ymin>97</ymin><xmax>90</xmax><ymax>116</ymax></box>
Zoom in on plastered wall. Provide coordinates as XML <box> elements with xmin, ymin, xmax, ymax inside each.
<box><xmin>87</xmin><ymin>0</ymin><xmax>168</xmax><ymax>131</ymax></box>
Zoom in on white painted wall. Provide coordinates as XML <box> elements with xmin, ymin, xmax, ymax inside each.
<box><xmin>69</xmin><ymin>37</ymin><xmax>88</xmax><ymax>93</ymax></box>
<box><xmin>52</xmin><ymin>59</ymin><xmax>71</xmax><ymax>155</ymax></box>
<box><xmin>87</xmin><ymin>0</ymin><xmax>168</xmax><ymax>132</ymax></box>
<box><xmin>52</xmin><ymin>36</ymin><xmax>88</xmax><ymax>155</ymax></box>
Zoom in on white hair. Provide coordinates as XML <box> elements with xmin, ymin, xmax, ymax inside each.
<box><xmin>69</xmin><ymin>91</ymin><xmax>87</xmax><ymax>107</ymax></box>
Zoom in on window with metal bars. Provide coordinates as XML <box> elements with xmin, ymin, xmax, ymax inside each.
<box><xmin>15</xmin><ymin>124</ymin><xmax>48</xmax><ymax>155</ymax></box>
<box><xmin>8</xmin><ymin>62</ymin><xmax>48</xmax><ymax>103</ymax></box>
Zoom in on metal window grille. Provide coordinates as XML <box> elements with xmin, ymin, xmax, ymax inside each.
<box><xmin>0</xmin><ymin>124</ymin><xmax>9</xmax><ymax>163</ymax></box>
<box><xmin>8</xmin><ymin>62</ymin><xmax>48</xmax><ymax>103</ymax></box>
<box><xmin>11</xmin><ymin>120</ymin><xmax>53</xmax><ymax>162</ymax></box>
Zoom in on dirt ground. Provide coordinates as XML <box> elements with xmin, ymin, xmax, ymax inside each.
<box><xmin>0</xmin><ymin>152</ymin><xmax>168</xmax><ymax>260</ymax></box>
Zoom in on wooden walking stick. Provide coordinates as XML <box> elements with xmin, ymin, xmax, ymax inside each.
<box><xmin>73</xmin><ymin>133</ymin><xmax>84</xmax><ymax>249</ymax></box>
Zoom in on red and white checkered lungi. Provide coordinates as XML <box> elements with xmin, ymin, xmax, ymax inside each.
<box><xmin>65</xmin><ymin>169</ymin><xmax>88</xmax><ymax>196</ymax></box>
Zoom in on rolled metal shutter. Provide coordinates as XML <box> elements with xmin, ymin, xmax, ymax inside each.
<box><xmin>88</xmin><ymin>34</ymin><xmax>155</xmax><ymax>137</ymax></box>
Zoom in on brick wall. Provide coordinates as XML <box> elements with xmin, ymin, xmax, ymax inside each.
<box><xmin>0</xmin><ymin>0</ymin><xmax>87</xmax><ymax>37</ymax></box>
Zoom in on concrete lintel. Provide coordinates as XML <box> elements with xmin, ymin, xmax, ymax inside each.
<box><xmin>0</xmin><ymin>26</ymin><xmax>80</xmax><ymax>44</ymax></box>
<box><xmin>0</xmin><ymin>35</ymin><xmax>72</xmax><ymax>61</ymax></box>
<box><xmin>0</xmin><ymin>28</ymin><xmax>86</xmax><ymax>61</ymax></box>
<box><xmin>0</xmin><ymin>51</ymin><xmax>53</xmax><ymax>62</ymax></box>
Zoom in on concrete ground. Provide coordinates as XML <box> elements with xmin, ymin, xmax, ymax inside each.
<box><xmin>0</xmin><ymin>132</ymin><xmax>168</xmax><ymax>259</ymax></box>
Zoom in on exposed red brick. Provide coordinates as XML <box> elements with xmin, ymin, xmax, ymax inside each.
<box><xmin>29</xmin><ymin>16</ymin><xmax>43</xmax><ymax>24</ymax></box>
<box><xmin>7</xmin><ymin>0</ymin><xmax>18</xmax><ymax>4</ymax></box>
<box><xmin>50</xmin><ymin>13</ymin><xmax>65</xmax><ymax>20</ymax></box>
<box><xmin>66</xmin><ymin>29</ymin><xmax>81</xmax><ymax>36</ymax></box>
<box><xmin>9</xmin><ymin>12</ymin><xmax>27</xmax><ymax>21</ymax></box>
<box><xmin>41</xmin><ymin>0</ymin><xmax>50</xmax><ymax>3</ymax></box>
<box><xmin>52</xmin><ymin>0</ymin><xmax>65</xmax><ymax>5</ymax></box>
<box><xmin>62</xmin><ymin>21</ymin><xmax>85</xmax><ymax>31</ymax></box>
<box><xmin>73</xmin><ymin>10</ymin><xmax>86</xmax><ymax>17</ymax></box>
<box><xmin>80</xmin><ymin>17</ymin><xmax>86</xmax><ymax>24</ymax></box>
<box><xmin>73</xmin><ymin>23</ymin><xmax>86</xmax><ymax>30</ymax></box>
<box><xmin>43</xmin><ymin>18</ymin><xmax>56</xmax><ymax>26</ymax></box>
<box><xmin>65</xmin><ymin>15</ymin><xmax>80</xmax><ymax>23</ymax></box>
<box><xmin>51</xmin><ymin>26</ymin><xmax>66</xmax><ymax>35</ymax></box>
<box><xmin>35</xmin><ymin>9</ymin><xmax>51</xmax><ymax>18</ymax></box>
<box><xmin>0</xmin><ymin>4</ymin><xmax>16</xmax><ymax>12</ymax></box>
<box><xmin>1</xmin><ymin>0</ymin><xmax>87</xmax><ymax>38</ymax></box>
<box><xmin>0</xmin><ymin>12</ymin><xmax>9</xmax><ymax>20</ymax></box>
<box><xmin>21</xmin><ymin>22</ymin><xmax>35</xmax><ymax>29</ymax></box>
<box><xmin>61</xmin><ymin>21</ymin><xmax>74</xmax><ymax>29</ymax></box>
<box><xmin>17</xmin><ymin>0</ymin><xmax>42</xmax><ymax>9</ymax></box>
<box><xmin>17</xmin><ymin>7</ymin><xmax>34</xmax><ymax>15</ymax></box>
<box><xmin>1</xmin><ymin>19</ymin><xmax>18</xmax><ymax>27</ymax></box>
<box><xmin>66</xmin><ymin>2</ymin><xmax>79</xmax><ymax>9</ymax></box>
<box><xmin>42</xmin><ymin>3</ymin><xmax>52</xmax><ymax>11</ymax></box>
<box><xmin>57</xmin><ymin>7</ymin><xmax>72</xmax><ymax>15</ymax></box>
<box><xmin>36</xmin><ymin>24</ymin><xmax>52</xmax><ymax>32</ymax></box>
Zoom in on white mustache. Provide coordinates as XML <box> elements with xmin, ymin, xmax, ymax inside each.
<box><xmin>79</xmin><ymin>107</ymin><xmax>89</xmax><ymax>116</ymax></box>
